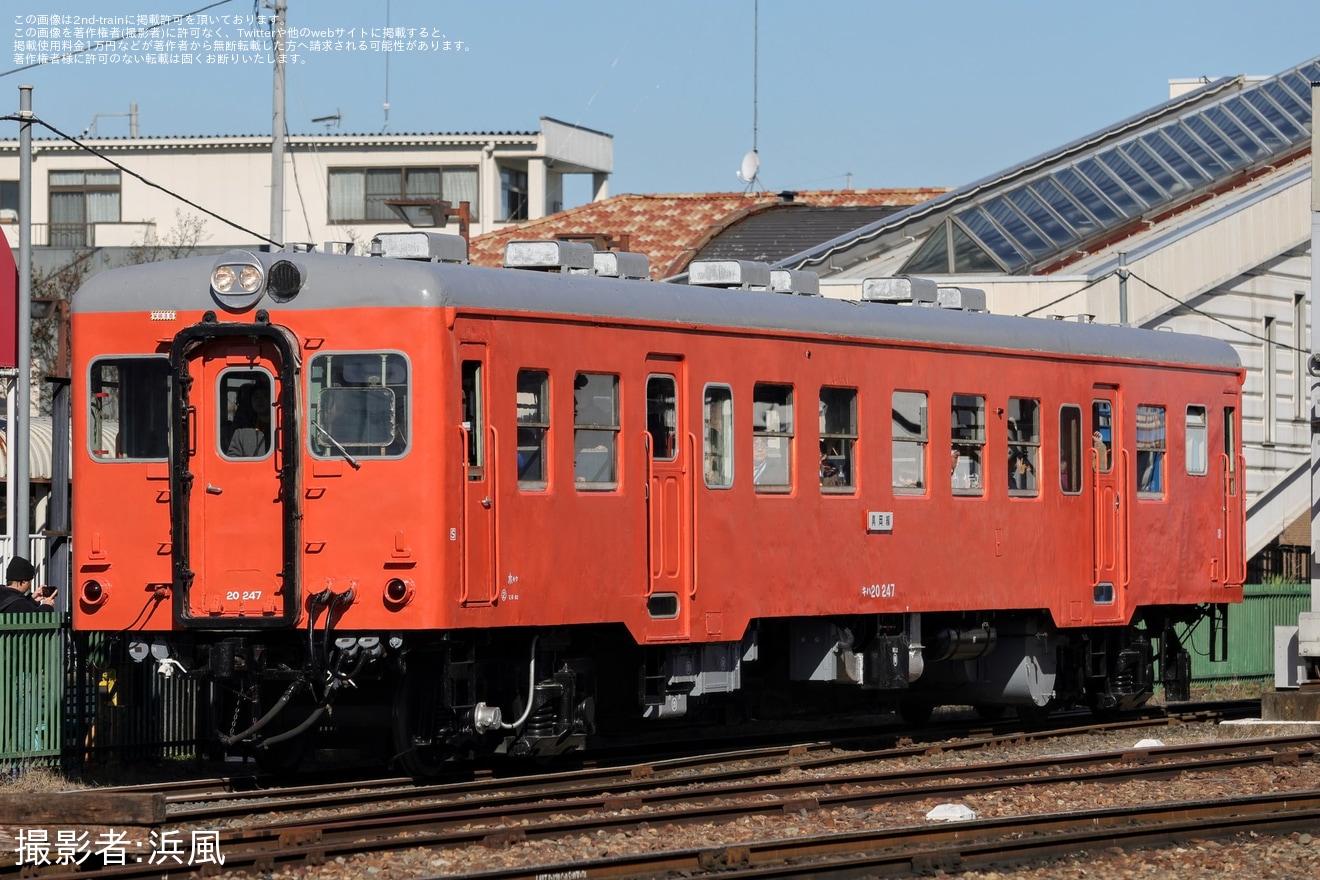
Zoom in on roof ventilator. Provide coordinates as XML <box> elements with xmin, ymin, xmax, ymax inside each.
<box><xmin>936</xmin><ymin>286</ymin><xmax>987</xmax><ymax>312</ymax></box>
<box><xmin>370</xmin><ymin>231</ymin><xmax>468</xmax><ymax>264</ymax></box>
<box><xmin>769</xmin><ymin>268</ymin><xmax>820</xmax><ymax>296</ymax></box>
<box><xmin>687</xmin><ymin>259</ymin><xmax>771</xmax><ymax>291</ymax></box>
<box><xmin>862</xmin><ymin>276</ymin><xmax>938</xmax><ymax>306</ymax></box>
<box><xmin>504</xmin><ymin>240</ymin><xmax>595</xmax><ymax>274</ymax></box>
<box><xmin>593</xmin><ymin>250</ymin><xmax>651</xmax><ymax>280</ymax></box>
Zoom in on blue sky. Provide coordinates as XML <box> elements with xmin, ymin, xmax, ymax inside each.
<box><xmin>6</xmin><ymin>0</ymin><xmax>1320</xmax><ymax>205</ymax></box>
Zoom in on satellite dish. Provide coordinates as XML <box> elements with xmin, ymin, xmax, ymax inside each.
<box><xmin>736</xmin><ymin>149</ymin><xmax>760</xmax><ymax>184</ymax></box>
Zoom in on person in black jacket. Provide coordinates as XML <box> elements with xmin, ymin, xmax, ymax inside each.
<box><xmin>0</xmin><ymin>557</ymin><xmax>56</xmax><ymax>613</ymax></box>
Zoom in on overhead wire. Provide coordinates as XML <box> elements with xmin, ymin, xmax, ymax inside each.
<box><xmin>0</xmin><ymin>113</ymin><xmax>281</xmax><ymax>247</ymax></box>
<box><xmin>1127</xmin><ymin>270</ymin><xmax>1309</xmax><ymax>353</ymax></box>
<box><xmin>1021</xmin><ymin>270</ymin><xmax>1117</xmax><ymax>317</ymax></box>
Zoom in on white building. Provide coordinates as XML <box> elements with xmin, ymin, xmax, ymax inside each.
<box><xmin>0</xmin><ymin>116</ymin><xmax>612</xmax><ymax>251</ymax></box>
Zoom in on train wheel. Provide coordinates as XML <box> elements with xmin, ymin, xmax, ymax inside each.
<box><xmin>897</xmin><ymin>697</ymin><xmax>934</xmax><ymax>726</ymax></box>
<box><xmin>1016</xmin><ymin>700</ymin><xmax>1054</xmax><ymax>726</ymax></box>
<box><xmin>392</xmin><ymin>666</ymin><xmax>457</xmax><ymax>778</ymax></box>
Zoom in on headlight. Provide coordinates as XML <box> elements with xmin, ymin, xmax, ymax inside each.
<box><xmin>212</xmin><ymin>265</ymin><xmax>236</xmax><ymax>292</ymax></box>
<box><xmin>210</xmin><ymin>251</ymin><xmax>267</xmax><ymax>310</ymax></box>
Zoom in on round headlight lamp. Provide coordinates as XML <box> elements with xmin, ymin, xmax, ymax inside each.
<box><xmin>211</xmin><ymin>265</ymin><xmax>236</xmax><ymax>293</ymax></box>
<box><xmin>209</xmin><ymin>251</ymin><xmax>267</xmax><ymax>310</ymax></box>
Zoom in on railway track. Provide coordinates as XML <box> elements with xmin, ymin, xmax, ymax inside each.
<box><xmin>0</xmin><ymin>701</ymin><xmax>1296</xmax><ymax>879</ymax></box>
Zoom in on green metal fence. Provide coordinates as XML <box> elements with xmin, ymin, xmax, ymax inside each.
<box><xmin>0</xmin><ymin>613</ymin><xmax>64</xmax><ymax>768</ymax></box>
<box><xmin>1182</xmin><ymin>582</ymin><xmax>1311</xmax><ymax>686</ymax></box>
<box><xmin>1</xmin><ymin>618</ymin><xmax>205</xmax><ymax>772</ymax></box>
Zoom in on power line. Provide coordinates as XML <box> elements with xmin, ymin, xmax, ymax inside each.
<box><xmin>1021</xmin><ymin>270</ymin><xmax>1116</xmax><ymax>317</ymax></box>
<box><xmin>1</xmin><ymin>113</ymin><xmax>280</xmax><ymax>247</ymax></box>
<box><xmin>1127</xmin><ymin>270</ymin><xmax>1308</xmax><ymax>354</ymax></box>
<box><xmin>1</xmin><ymin>0</ymin><xmax>237</xmax><ymax>79</ymax></box>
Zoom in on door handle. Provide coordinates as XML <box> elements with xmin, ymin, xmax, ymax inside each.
<box><xmin>481</xmin><ymin>497</ymin><xmax>492</xmax><ymax>509</ymax></box>
<box><xmin>206</xmin><ymin>484</ymin><xmax>223</xmax><ymax>495</ymax></box>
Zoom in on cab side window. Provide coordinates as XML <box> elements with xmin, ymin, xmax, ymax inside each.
<box><xmin>1185</xmin><ymin>405</ymin><xmax>1207</xmax><ymax>476</ymax></box>
<box><xmin>309</xmin><ymin>352</ymin><xmax>410</xmax><ymax>460</ymax></box>
<box><xmin>89</xmin><ymin>356</ymin><xmax>170</xmax><ymax>460</ymax></box>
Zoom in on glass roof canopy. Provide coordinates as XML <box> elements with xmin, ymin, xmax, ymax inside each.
<box><xmin>906</xmin><ymin>61</ymin><xmax>1317</xmax><ymax>274</ymax></box>
<box><xmin>781</xmin><ymin>57</ymin><xmax>1318</xmax><ymax>277</ymax></box>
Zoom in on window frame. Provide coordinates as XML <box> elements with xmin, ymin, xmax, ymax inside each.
<box><xmin>950</xmin><ymin>393</ymin><xmax>985</xmax><ymax>496</ymax></box>
<box><xmin>326</xmin><ymin>165</ymin><xmax>479</xmax><ymax>223</ymax></box>
<box><xmin>573</xmin><ymin>372</ymin><xmax>620</xmax><ymax>491</ymax></box>
<box><xmin>819</xmin><ymin>386</ymin><xmax>858</xmax><ymax>494</ymax></box>
<box><xmin>307</xmin><ymin>350</ymin><xmax>412</xmax><ymax>461</ymax></box>
<box><xmin>49</xmin><ymin>169</ymin><xmax>121</xmax><ymax>247</ymax></box>
<box><xmin>87</xmin><ymin>355</ymin><xmax>170</xmax><ymax>462</ymax></box>
<box><xmin>892</xmin><ymin>390</ymin><xmax>928</xmax><ymax>495</ymax></box>
<box><xmin>1136</xmin><ymin>403</ymin><xmax>1167</xmax><ymax>499</ymax></box>
<box><xmin>703</xmin><ymin>384</ymin><xmax>734</xmax><ymax>489</ymax></box>
<box><xmin>1007</xmin><ymin>397</ymin><xmax>1040</xmax><ymax>497</ymax></box>
<box><xmin>752</xmin><ymin>382</ymin><xmax>795</xmax><ymax>493</ymax></box>
<box><xmin>1059</xmin><ymin>404</ymin><xmax>1083</xmax><ymax>495</ymax></box>
<box><xmin>516</xmin><ymin>369</ymin><xmax>549</xmax><ymax>490</ymax></box>
<box><xmin>1185</xmin><ymin>405</ymin><xmax>1208</xmax><ymax>477</ymax></box>
<box><xmin>218</xmin><ymin>368</ymin><xmax>275</xmax><ymax>462</ymax></box>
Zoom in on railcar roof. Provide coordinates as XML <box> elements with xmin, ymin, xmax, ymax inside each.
<box><xmin>74</xmin><ymin>251</ymin><xmax>1241</xmax><ymax>371</ymax></box>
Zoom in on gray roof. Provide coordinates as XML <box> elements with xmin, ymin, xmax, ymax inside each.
<box><xmin>75</xmin><ymin>249</ymin><xmax>1242</xmax><ymax>372</ymax></box>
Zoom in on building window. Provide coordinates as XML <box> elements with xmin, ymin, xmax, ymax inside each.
<box><xmin>1059</xmin><ymin>405</ymin><xmax>1082</xmax><ymax>494</ymax></box>
<box><xmin>309</xmin><ymin>352</ymin><xmax>410</xmax><ymax>459</ymax></box>
<box><xmin>1264</xmin><ymin>315</ymin><xmax>1276</xmax><ymax>444</ymax></box>
<box><xmin>752</xmin><ymin>383</ymin><xmax>793</xmax><ymax>491</ymax></box>
<box><xmin>1136</xmin><ymin>404</ymin><xmax>1166</xmax><ymax>497</ymax></box>
<box><xmin>574</xmin><ymin>372</ymin><xmax>619</xmax><ymax>489</ymax></box>
<box><xmin>1185</xmin><ymin>405</ymin><xmax>1207</xmax><ymax>476</ymax></box>
<box><xmin>892</xmin><ymin>390</ymin><xmax>927</xmax><ymax>494</ymax></box>
<box><xmin>500</xmin><ymin>167</ymin><xmax>528</xmax><ymax>222</ymax></box>
<box><xmin>327</xmin><ymin>166</ymin><xmax>479</xmax><ymax>223</ymax></box>
<box><xmin>0</xmin><ymin>180</ymin><xmax>16</xmax><ymax>218</ymax></box>
<box><xmin>88</xmin><ymin>357</ymin><xmax>170</xmax><ymax>460</ymax></box>
<box><xmin>951</xmin><ymin>393</ymin><xmax>985</xmax><ymax>495</ymax></box>
<box><xmin>819</xmin><ymin>387</ymin><xmax>856</xmax><ymax>492</ymax></box>
<box><xmin>704</xmin><ymin>385</ymin><xmax>733</xmax><ymax>489</ymax></box>
<box><xmin>1007</xmin><ymin>397</ymin><xmax>1039</xmax><ymax>496</ymax></box>
<box><xmin>49</xmin><ymin>170</ymin><xmax>120</xmax><ymax>247</ymax></box>
<box><xmin>516</xmin><ymin>370</ymin><xmax>548</xmax><ymax>488</ymax></box>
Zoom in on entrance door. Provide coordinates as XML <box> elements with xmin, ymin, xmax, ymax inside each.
<box><xmin>645</xmin><ymin>361</ymin><xmax>691</xmax><ymax>637</ymax></box>
<box><xmin>460</xmin><ymin>347</ymin><xmax>495</xmax><ymax>605</ymax></box>
<box><xmin>180</xmin><ymin>341</ymin><xmax>288</xmax><ymax>621</ymax></box>
<box><xmin>1091</xmin><ymin>389</ymin><xmax>1127</xmax><ymax>618</ymax></box>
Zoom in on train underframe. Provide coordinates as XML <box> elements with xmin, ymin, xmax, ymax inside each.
<box><xmin>136</xmin><ymin>603</ymin><xmax>1226</xmax><ymax>776</ymax></box>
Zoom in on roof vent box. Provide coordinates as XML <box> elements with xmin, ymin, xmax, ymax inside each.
<box><xmin>594</xmin><ymin>250</ymin><xmax>651</xmax><ymax>280</ymax></box>
<box><xmin>862</xmin><ymin>276</ymin><xmax>938</xmax><ymax>305</ymax></box>
<box><xmin>371</xmin><ymin>232</ymin><xmax>468</xmax><ymax>263</ymax></box>
<box><xmin>504</xmin><ymin>240</ymin><xmax>595</xmax><ymax>273</ymax></box>
<box><xmin>688</xmin><ymin>259</ymin><xmax>771</xmax><ymax>290</ymax></box>
<box><xmin>769</xmin><ymin>268</ymin><xmax>820</xmax><ymax>296</ymax></box>
<box><xmin>936</xmin><ymin>286</ymin><xmax>987</xmax><ymax>312</ymax></box>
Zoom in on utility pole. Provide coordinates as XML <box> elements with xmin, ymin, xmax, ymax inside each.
<box><xmin>14</xmin><ymin>85</ymin><xmax>32</xmax><ymax>561</ymax></box>
<box><xmin>269</xmin><ymin>0</ymin><xmax>287</xmax><ymax>246</ymax></box>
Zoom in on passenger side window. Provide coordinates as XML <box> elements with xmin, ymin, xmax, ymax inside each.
<box><xmin>1136</xmin><ymin>404</ymin><xmax>1166</xmax><ymax>498</ymax></box>
<box><xmin>1059</xmin><ymin>405</ymin><xmax>1082</xmax><ymax>495</ymax></box>
<box><xmin>704</xmin><ymin>385</ymin><xmax>734</xmax><ymax>489</ymax></box>
<box><xmin>819</xmin><ymin>387</ymin><xmax>857</xmax><ymax>492</ymax></box>
<box><xmin>574</xmin><ymin>372</ymin><xmax>619</xmax><ymax>489</ymax></box>
<box><xmin>1185</xmin><ymin>405</ymin><xmax>1207</xmax><ymax>476</ymax></box>
<box><xmin>309</xmin><ymin>352</ymin><xmax>410</xmax><ymax>459</ymax></box>
<box><xmin>1007</xmin><ymin>397</ymin><xmax>1039</xmax><ymax>496</ymax></box>
<box><xmin>753</xmin><ymin>383</ymin><xmax>793</xmax><ymax>492</ymax></box>
<box><xmin>516</xmin><ymin>370</ymin><xmax>548</xmax><ymax>488</ymax></box>
<box><xmin>892</xmin><ymin>390</ymin><xmax>927</xmax><ymax>494</ymax></box>
<box><xmin>951</xmin><ymin>394</ymin><xmax>984</xmax><ymax>495</ymax></box>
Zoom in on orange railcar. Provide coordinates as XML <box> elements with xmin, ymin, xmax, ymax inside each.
<box><xmin>70</xmin><ymin>235</ymin><xmax>1244</xmax><ymax>773</ymax></box>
